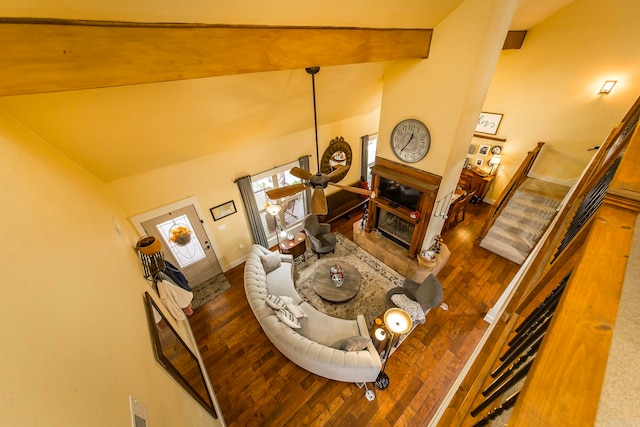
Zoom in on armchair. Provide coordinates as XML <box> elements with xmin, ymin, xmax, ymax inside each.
<box><xmin>302</xmin><ymin>215</ymin><xmax>337</xmax><ymax>259</ymax></box>
<box><xmin>385</xmin><ymin>273</ymin><xmax>443</xmax><ymax>323</ymax></box>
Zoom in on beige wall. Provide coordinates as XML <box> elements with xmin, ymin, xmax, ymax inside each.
<box><xmin>481</xmin><ymin>0</ymin><xmax>640</xmax><ymax>200</ymax></box>
<box><xmin>376</xmin><ymin>0</ymin><xmax>518</xmax><ymax>248</ymax></box>
<box><xmin>0</xmin><ymin>109</ymin><xmax>221</xmax><ymax>427</ymax></box>
<box><xmin>108</xmin><ymin>110</ymin><xmax>380</xmax><ymax>268</ymax></box>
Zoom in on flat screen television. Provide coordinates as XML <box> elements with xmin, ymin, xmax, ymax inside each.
<box><xmin>378</xmin><ymin>177</ymin><xmax>420</xmax><ymax>211</ymax></box>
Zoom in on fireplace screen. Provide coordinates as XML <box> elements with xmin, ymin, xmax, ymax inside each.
<box><xmin>377</xmin><ymin>210</ymin><xmax>415</xmax><ymax>248</ymax></box>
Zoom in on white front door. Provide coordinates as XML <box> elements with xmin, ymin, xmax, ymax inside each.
<box><xmin>140</xmin><ymin>204</ymin><xmax>222</xmax><ymax>286</ymax></box>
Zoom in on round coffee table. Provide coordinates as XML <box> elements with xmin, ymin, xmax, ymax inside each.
<box><xmin>312</xmin><ymin>260</ymin><xmax>362</xmax><ymax>302</ymax></box>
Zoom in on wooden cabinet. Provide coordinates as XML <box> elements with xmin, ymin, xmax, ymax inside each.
<box><xmin>366</xmin><ymin>157</ymin><xmax>441</xmax><ymax>259</ymax></box>
<box><xmin>458</xmin><ymin>169</ymin><xmax>495</xmax><ymax>203</ymax></box>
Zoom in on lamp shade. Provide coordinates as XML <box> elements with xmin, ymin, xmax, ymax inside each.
<box><xmin>383</xmin><ymin>308</ymin><xmax>412</xmax><ymax>335</ymax></box>
<box><xmin>374</xmin><ymin>327</ymin><xmax>387</xmax><ymax>341</ymax></box>
<box><xmin>489</xmin><ymin>155</ymin><xmax>502</xmax><ymax>166</ymax></box>
<box><xmin>265</xmin><ymin>203</ymin><xmax>282</xmax><ymax>216</ymax></box>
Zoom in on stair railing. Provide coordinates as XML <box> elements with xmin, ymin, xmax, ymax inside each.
<box><xmin>477</xmin><ymin>142</ymin><xmax>545</xmax><ymax>240</ymax></box>
<box><xmin>438</xmin><ymin>96</ymin><xmax>640</xmax><ymax>427</ymax></box>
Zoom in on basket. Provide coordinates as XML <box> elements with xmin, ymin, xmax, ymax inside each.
<box><xmin>136</xmin><ymin>236</ymin><xmax>162</xmax><ymax>255</ymax></box>
<box><xmin>418</xmin><ymin>253</ymin><xmax>437</xmax><ymax>268</ymax></box>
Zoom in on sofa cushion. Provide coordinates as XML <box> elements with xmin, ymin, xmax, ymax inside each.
<box><xmin>260</xmin><ymin>251</ymin><xmax>282</xmax><ymax>273</ymax></box>
<box><xmin>266</xmin><ymin>262</ymin><xmax>300</xmax><ymax>303</ymax></box>
<box><xmin>280</xmin><ymin>295</ymin><xmax>307</xmax><ymax>319</ymax></box>
<box><xmin>265</xmin><ymin>294</ymin><xmax>286</xmax><ymax>310</ymax></box>
<box><xmin>340</xmin><ymin>336</ymin><xmax>372</xmax><ymax>352</ymax></box>
<box><xmin>391</xmin><ymin>293</ymin><xmax>425</xmax><ymax>325</ymax></box>
<box><xmin>275</xmin><ymin>308</ymin><xmax>301</xmax><ymax>329</ymax></box>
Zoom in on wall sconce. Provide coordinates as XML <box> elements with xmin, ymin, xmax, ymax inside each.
<box><xmin>599</xmin><ymin>80</ymin><xmax>617</xmax><ymax>94</ymax></box>
<box><xmin>488</xmin><ymin>154</ymin><xmax>502</xmax><ymax>175</ymax></box>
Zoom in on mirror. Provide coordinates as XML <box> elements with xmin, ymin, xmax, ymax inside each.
<box><xmin>320</xmin><ymin>136</ymin><xmax>352</xmax><ymax>183</ymax></box>
<box><xmin>144</xmin><ymin>292</ymin><xmax>217</xmax><ymax>418</ymax></box>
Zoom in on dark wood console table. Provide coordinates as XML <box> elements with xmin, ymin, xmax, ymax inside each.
<box><xmin>458</xmin><ymin>168</ymin><xmax>495</xmax><ymax>203</ymax></box>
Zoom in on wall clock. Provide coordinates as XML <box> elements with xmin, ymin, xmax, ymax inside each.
<box><xmin>491</xmin><ymin>145</ymin><xmax>502</xmax><ymax>155</ymax></box>
<box><xmin>320</xmin><ymin>136</ymin><xmax>352</xmax><ymax>183</ymax></box>
<box><xmin>390</xmin><ymin>119</ymin><xmax>431</xmax><ymax>163</ymax></box>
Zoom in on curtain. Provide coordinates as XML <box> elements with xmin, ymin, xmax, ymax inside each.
<box><xmin>299</xmin><ymin>155</ymin><xmax>311</xmax><ymax>215</ymax></box>
<box><xmin>360</xmin><ymin>134</ymin><xmax>369</xmax><ymax>180</ymax></box>
<box><xmin>235</xmin><ymin>175</ymin><xmax>269</xmax><ymax>247</ymax></box>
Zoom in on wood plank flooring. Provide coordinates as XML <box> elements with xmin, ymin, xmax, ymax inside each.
<box><xmin>189</xmin><ymin>203</ymin><xmax>520</xmax><ymax>426</ymax></box>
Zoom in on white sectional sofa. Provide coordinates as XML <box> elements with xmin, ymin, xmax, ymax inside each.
<box><xmin>244</xmin><ymin>244</ymin><xmax>381</xmax><ymax>383</ymax></box>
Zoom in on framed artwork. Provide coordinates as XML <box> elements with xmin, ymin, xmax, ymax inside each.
<box><xmin>468</xmin><ymin>144</ymin><xmax>476</xmax><ymax>154</ymax></box>
<box><xmin>475</xmin><ymin>159</ymin><xmax>484</xmax><ymax>167</ymax></box>
<box><xmin>478</xmin><ymin>145</ymin><xmax>491</xmax><ymax>156</ymax></box>
<box><xmin>210</xmin><ymin>200</ymin><xmax>237</xmax><ymax>221</ymax></box>
<box><xmin>475</xmin><ymin>112</ymin><xmax>503</xmax><ymax>135</ymax></box>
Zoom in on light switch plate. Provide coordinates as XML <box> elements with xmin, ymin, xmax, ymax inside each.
<box><xmin>129</xmin><ymin>395</ymin><xmax>147</xmax><ymax>427</ymax></box>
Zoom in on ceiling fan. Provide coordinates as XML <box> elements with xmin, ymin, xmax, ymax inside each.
<box><xmin>265</xmin><ymin>67</ymin><xmax>374</xmax><ymax>215</ymax></box>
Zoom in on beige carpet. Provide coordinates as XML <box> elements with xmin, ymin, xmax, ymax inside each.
<box><xmin>480</xmin><ymin>178</ymin><xmax>569</xmax><ymax>264</ymax></box>
<box><xmin>595</xmin><ymin>223</ymin><xmax>640</xmax><ymax>426</ymax></box>
<box><xmin>294</xmin><ymin>233</ymin><xmax>404</xmax><ymax>327</ymax></box>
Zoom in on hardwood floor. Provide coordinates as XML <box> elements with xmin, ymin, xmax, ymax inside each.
<box><xmin>189</xmin><ymin>203</ymin><xmax>520</xmax><ymax>426</ymax></box>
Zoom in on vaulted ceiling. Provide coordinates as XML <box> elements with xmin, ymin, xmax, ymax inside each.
<box><xmin>0</xmin><ymin>0</ymin><xmax>574</xmax><ymax>181</ymax></box>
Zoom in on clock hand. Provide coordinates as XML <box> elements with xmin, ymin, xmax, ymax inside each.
<box><xmin>399</xmin><ymin>133</ymin><xmax>415</xmax><ymax>153</ymax></box>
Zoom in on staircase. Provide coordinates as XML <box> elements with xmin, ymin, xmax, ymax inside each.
<box><xmin>480</xmin><ymin>178</ymin><xmax>570</xmax><ymax>264</ymax></box>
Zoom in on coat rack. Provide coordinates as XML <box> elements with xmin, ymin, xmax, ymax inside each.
<box><xmin>138</xmin><ymin>250</ymin><xmax>165</xmax><ymax>284</ymax></box>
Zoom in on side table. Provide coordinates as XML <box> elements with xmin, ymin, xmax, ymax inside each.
<box><xmin>279</xmin><ymin>232</ymin><xmax>307</xmax><ymax>260</ymax></box>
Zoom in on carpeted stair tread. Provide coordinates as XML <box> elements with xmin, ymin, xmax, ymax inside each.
<box><xmin>492</xmin><ymin>216</ymin><xmax>545</xmax><ymax>244</ymax></box>
<box><xmin>480</xmin><ymin>177</ymin><xmax>570</xmax><ymax>264</ymax></box>
<box><xmin>480</xmin><ymin>235</ymin><xmax>527</xmax><ymax>264</ymax></box>
<box><xmin>517</xmin><ymin>178</ymin><xmax>569</xmax><ymax>201</ymax></box>
<box><xmin>498</xmin><ymin>204</ymin><xmax>556</xmax><ymax>225</ymax></box>
<box><xmin>484</xmin><ymin>225</ymin><xmax>537</xmax><ymax>254</ymax></box>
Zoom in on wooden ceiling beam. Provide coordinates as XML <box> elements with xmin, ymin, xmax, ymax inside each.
<box><xmin>0</xmin><ymin>18</ymin><xmax>432</xmax><ymax>96</ymax></box>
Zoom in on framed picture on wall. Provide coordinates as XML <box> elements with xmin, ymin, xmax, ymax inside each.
<box><xmin>475</xmin><ymin>112</ymin><xmax>503</xmax><ymax>135</ymax></box>
<box><xmin>478</xmin><ymin>145</ymin><xmax>491</xmax><ymax>156</ymax></box>
<box><xmin>210</xmin><ymin>200</ymin><xmax>237</xmax><ymax>221</ymax></box>
<box><xmin>475</xmin><ymin>159</ymin><xmax>484</xmax><ymax>167</ymax></box>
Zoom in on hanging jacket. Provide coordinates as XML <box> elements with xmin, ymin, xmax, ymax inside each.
<box><xmin>162</xmin><ymin>260</ymin><xmax>190</xmax><ymax>291</ymax></box>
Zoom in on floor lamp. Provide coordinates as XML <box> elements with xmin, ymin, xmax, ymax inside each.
<box><xmin>265</xmin><ymin>203</ymin><xmax>283</xmax><ymax>249</ymax></box>
<box><xmin>374</xmin><ymin>307</ymin><xmax>413</xmax><ymax>390</ymax></box>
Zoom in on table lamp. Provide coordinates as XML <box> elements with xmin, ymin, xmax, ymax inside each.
<box><xmin>374</xmin><ymin>307</ymin><xmax>412</xmax><ymax>390</ymax></box>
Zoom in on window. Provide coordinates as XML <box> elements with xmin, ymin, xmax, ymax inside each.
<box><xmin>251</xmin><ymin>160</ymin><xmax>307</xmax><ymax>245</ymax></box>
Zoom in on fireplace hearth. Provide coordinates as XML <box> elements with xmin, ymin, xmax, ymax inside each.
<box><xmin>377</xmin><ymin>210</ymin><xmax>415</xmax><ymax>249</ymax></box>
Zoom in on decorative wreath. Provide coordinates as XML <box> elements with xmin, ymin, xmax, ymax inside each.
<box><xmin>169</xmin><ymin>225</ymin><xmax>192</xmax><ymax>246</ymax></box>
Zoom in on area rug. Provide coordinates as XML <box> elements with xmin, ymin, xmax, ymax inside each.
<box><xmin>190</xmin><ymin>273</ymin><xmax>231</xmax><ymax>309</ymax></box>
<box><xmin>294</xmin><ymin>233</ymin><xmax>404</xmax><ymax>327</ymax></box>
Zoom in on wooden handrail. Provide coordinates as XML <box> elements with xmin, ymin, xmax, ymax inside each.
<box><xmin>477</xmin><ymin>142</ymin><xmax>545</xmax><ymax>240</ymax></box>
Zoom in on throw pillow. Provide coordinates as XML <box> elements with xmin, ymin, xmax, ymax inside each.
<box><xmin>275</xmin><ymin>308</ymin><xmax>301</xmax><ymax>329</ymax></box>
<box><xmin>391</xmin><ymin>293</ymin><xmax>425</xmax><ymax>325</ymax></box>
<box><xmin>259</xmin><ymin>251</ymin><xmax>282</xmax><ymax>273</ymax></box>
<box><xmin>264</xmin><ymin>294</ymin><xmax>287</xmax><ymax>310</ymax></box>
<box><xmin>340</xmin><ymin>336</ymin><xmax>372</xmax><ymax>351</ymax></box>
<box><xmin>279</xmin><ymin>295</ymin><xmax>308</xmax><ymax>319</ymax></box>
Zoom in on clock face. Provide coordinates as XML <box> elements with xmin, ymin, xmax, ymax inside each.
<box><xmin>390</xmin><ymin>119</ymin><xmax>431</xmax><ymax>163</ymax></box>
<box><xmin>491</xmin><ymin>145</ymin><xmax>502</xmax><ymax>155</ymax></box>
